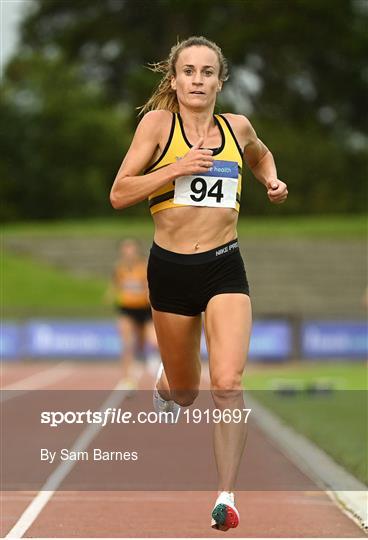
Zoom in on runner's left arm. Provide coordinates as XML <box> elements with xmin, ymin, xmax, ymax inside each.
<box><xmin>242</xmin><ymin>120</ymin><xmax>288</xmax><ymax>204</ymax></box>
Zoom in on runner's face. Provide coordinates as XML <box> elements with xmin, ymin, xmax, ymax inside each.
<box><xmin>120</xmin><ymin>241</ymin><xmax>139</xmax><ymax>261</ymax></box>
<box><xmin>172</xmin><ymin>46</ymin><xmax>222</xmax><ymax>110</ymax></box>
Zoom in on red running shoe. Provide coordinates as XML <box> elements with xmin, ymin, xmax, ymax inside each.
<box><xmin>211</xmin><ymin>491</ymin><xmax>239</xmax><ymax>531</ymax></box>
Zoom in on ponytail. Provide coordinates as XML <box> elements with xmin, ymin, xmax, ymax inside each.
<box><xmin>138</xmin><ymin>61</ymin><xmax>179</xmax><ymax>115</ymax></box>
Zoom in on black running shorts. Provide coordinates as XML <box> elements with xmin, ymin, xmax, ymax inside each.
<box><xmin>116</xmin><ymin>306</ymin><xmax>152</xmax><ymax>325</ymax></box>
<box><xmin>147</xmin><ymin>239</ymin><xmax>250</xmax><ymax>316</ymax></box>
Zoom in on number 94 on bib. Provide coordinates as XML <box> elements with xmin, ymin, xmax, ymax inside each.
<box><xmin>173</xmin><ymin>159</ymin><xmax>239</xmax><ymax>209</ymax></box>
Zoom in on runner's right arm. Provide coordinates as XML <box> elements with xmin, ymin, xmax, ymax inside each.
<box><xmin>110</xmin><ymin>111</ymin><xmax>213</xmax><ymax>210</ymax></box>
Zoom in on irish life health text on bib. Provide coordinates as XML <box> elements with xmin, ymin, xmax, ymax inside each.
<box><xmin>173</xmin><ymin>159</ymin><xmax>238</xmax><ymax>208</ymax></box>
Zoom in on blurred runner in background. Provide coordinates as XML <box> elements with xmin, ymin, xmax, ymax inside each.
<box><xmin>110</xmin><ymin>238</ymin><xmax>159</xmax><ymax>387</ymax></box>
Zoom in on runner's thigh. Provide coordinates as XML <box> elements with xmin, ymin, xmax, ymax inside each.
<box><xmin>204</xmin><ymin>293</ymin><xmax>252</xmax><ymax>389</ymax></box>
<box><xmin>152</xmin><ymin>308</ymin><xmax>202</xmax><ymax>390</ymax></box>
<box><xmin>118</xmin><ymin>315</ymin><xmax>136</xmax><ymax>350</ymax></box>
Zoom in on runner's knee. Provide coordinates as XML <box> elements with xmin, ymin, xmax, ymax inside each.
<box><xmin>211</xmin><ymin>373</ymin><xmax>242</xmax><ymax>391</ymax></box>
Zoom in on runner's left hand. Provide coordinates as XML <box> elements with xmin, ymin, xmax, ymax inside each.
<box><xmin>266</xmin><ymin>179</ymin><xmax>288</xmax><ymax>204</ymax></box>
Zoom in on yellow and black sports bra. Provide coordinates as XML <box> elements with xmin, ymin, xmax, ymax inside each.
<box><xmin>145</xmin><ymin>112</ymin><xmax>244</xmax><ymax>215</ymax></box>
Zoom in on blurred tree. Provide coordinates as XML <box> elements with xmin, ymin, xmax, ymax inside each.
<box><xmin>2</xmin><ymin>0</ymin><xmax>367</xmax><ymax>219</ymax></box>
<box><xmin>19</xmin><ymin>0</ymin><xmax>367</xmax><ymax>132</ymax></box>
<box><xmin>1</xmin><ymin>52</ymin><xmax>135</xmax><ymax>220</ymax></box>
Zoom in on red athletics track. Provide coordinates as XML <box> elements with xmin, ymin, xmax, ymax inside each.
<box><xmin>1</xmin><ymin>361</ymin><xmax>366</xmax><ymax>538</ymax></box>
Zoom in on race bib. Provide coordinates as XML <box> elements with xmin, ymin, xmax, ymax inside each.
<box><xmin>173</xmin><ymin>160</ymin><xmax>238</xmax><ymax>208</ymax></box>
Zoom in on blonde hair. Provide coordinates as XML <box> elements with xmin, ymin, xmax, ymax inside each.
<box><xmin>138</xmin><ymin>36</ymin><xmax>229</xmax><ymax>115</ymax></box>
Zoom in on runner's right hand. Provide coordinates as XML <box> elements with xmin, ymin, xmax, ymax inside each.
<box><xmin>172</xmin><ymin>137</ymin><xmax>214</xmax><ymax>176</ymax></box>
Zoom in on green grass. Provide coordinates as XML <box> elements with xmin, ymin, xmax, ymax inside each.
<box><xmin>2</xmin><ymin>217</ymin><xmax>154</xmax><ymax>238</ymax></box>
<box><xmin>244</xmin><ymin>361</ymin><xmax>367</xmax><ymax>390</ymax></box>
<box><xmin>2</xmin><ymin>251</ymin><xmax>110</xmax><ymax>318</ymax></box>
<box><xmin>2</xmin><ymin>214</ymin><xmax>366</xmax><ymax>238</ymax></box>
<box><xmin>244</xmin><ymin>362</ymin><xmax>367</xmax><ymax>484</ymax></box>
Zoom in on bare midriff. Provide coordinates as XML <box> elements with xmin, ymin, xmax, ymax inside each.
<box><xmin>152</xmin><ymin>206</ymin><xmax>238</xmax><ymax>253</ymax></box>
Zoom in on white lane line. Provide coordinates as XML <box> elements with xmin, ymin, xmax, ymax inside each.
<box><xmin>1</xmin><ymin>362</ymin><xmax>75</xmax><ymax>402</ymax></box>
<box><xmin>247</xmin><ymin>394</ymin><xmax>368</xmax><ymax>531</ymax></box>
<box><xmin>5</xmin><ymin>378</ymin><xmax>132</xmax><ymax>539</ymax></box>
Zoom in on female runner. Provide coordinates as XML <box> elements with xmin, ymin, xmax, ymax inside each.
<box><xmin>110</xmin><ymin>238</ymin><xmax>156</xmax><ymax>386</ymax></box>
<box><xmin>110</xmin><ymin>36</ymin><xmax>288</xmax><ymax>530</ymax></box>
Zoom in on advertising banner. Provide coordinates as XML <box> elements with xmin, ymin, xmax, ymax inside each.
<box><xmin>302</xmin><ymin>321</ymin><xmax>368</xmax><ymax>359</ymax></box>
<box><xmin>0</xmin><ymin>323</ymin><xmax>22</xmax><ymax>360</ymax></box>
<box><xmin>24</xmin><ymin>321</ymin><xmax>121</xmax><ymax>358</ymax></box>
